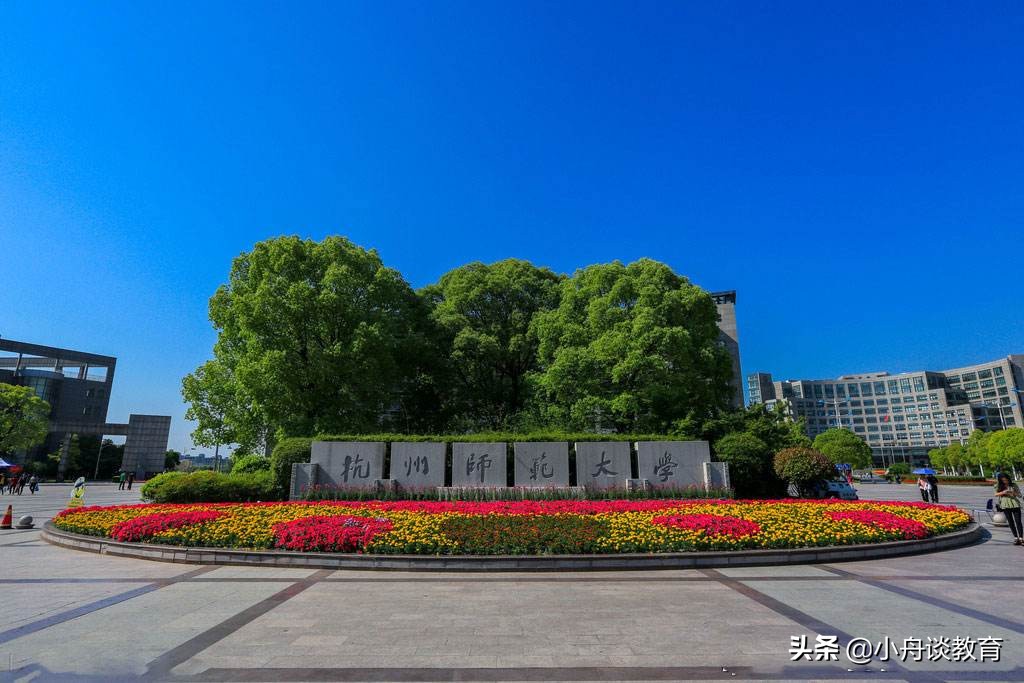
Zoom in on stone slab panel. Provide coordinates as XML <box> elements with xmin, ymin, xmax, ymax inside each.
<box><xmin>574</xmin><ymin>442</ymin><xmax>631</xmax><ymax>489</ymax></box>
<box><xmin>310</xmin><ymin>441</ymin><xmax>385</xmax><ymax>488</ymax></box>
<box><xmin>704</xmin><ymin>461</ymin><xmax>731</xmax><ymax>491</ymax></box>
<box><xmin>513</xmin><ymin>442</ymin><xmax>570</xmax><ymax>487</ymax></box>
<box><xmin>289</xmin><ymin>463</ymin><xmax>320</xmax><ymax>500</ymax></box>
<box><xmin>390</xmin><ymin>442</ymin><xmax>446</xmax><ymax>488</ymax></box>
<box><xmin>636</xmin><ymin>441</ymin><xmax>710</xmax><ymax>488</ymax></box>
<box><xmin>451</xmin><ymin>442</ymin><xmax>507</xmax><ymax>486</ymax></box>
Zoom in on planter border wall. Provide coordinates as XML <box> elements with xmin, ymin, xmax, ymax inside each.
<box><xmin>42</xmin><ymin>521</ymin><xmax>982</xmax><ymax>572</ymax></box>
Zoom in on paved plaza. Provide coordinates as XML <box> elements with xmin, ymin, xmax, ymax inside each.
<box><xmin>1</xmin><ymin>483</ymin><xmax>1022</xmax><ymax>682</ymax></box>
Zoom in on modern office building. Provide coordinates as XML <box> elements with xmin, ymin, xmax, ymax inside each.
<box><xmin>712</xmin><ymin>291</ymin><xmax>743</xmax><ymax>409</ymax></box>
<box><xmin>0</xmin><ymin>338</ymin><xmax>171</xmax><ymax>478</ymax></box>
<box><xmin>747</xmin><ymin>355</ymin><xmax>1024</xmax><ymax>465</ymax></box>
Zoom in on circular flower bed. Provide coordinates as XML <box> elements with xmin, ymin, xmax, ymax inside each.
<box><xmin>52</xmin><ymin>499</ymin><xmax>971</xmax><ymax>556</ymax></box>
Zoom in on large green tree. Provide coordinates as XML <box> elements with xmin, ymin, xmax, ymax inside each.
<box><xmin>813</xmin><ymin>428</ymin><xmax>873</xmax><ymax>469</ymax></box>
<box><xmin>182</xmin><ymin>359</ymin><xmax>270</xmax><ymax>454</ymax></box>
<box><xmin>987</xmin><ymin>428</ymin><xmax>1024</xmax><ymax>478</ymax></box>
<box><xmin>966</xmin><ymin>429</ymin><xmax>992</xmax><ymax>475</ymax></box>
<box><xmin>532</xmin><ymin>259</ymin><xmax>733</xmax><ymax>432</ymax></box>
<box><xmin>186</xmin><ymin>235</ymin><xmax>439</xmax><ymax>439</ymax></box>
<box><xmin>0</xmin><ymin>384</ymin><xmax>50</xmax><ymax>455</ymax></box>
<box><xmin>422</xmin><ymin>259</ymin><xmax>562</xmax><ymax>429</ymax></box>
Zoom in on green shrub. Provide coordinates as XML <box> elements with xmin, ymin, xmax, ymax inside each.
<box><xmin>887</xmin><ymin>462</ymin><xmax>912</xmax><ymax>476</ymax></box>
<box><xmin>315</xmin><ymin>431</ymin><xmax>674</xmax><ymax>443</ymax></box>
<box><xmin>773</xmin><ymin>447</ymin><xmax>834</xmax><ymax>497</ymax></box>
<box><xmin>231</xmin><ymin>454</ymin><xmax>271</xmax><ymax>475</ymax></box>
<box><xmin>140</xmin><ymin>470</ymin><xmax>277</xmax><ymax>503</ymax></box>
<box><xmin>270</xmin><ymin>437</ymin><xmax>313</xmax><ymax>495</ymax></box>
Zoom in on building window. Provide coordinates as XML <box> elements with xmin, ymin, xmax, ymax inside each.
<box><xmin>979</xmin><ymin>369</ymin><xmax>993</xmax><ymax>379</ymax></box>
<box><xmin>900</xmin><ymin>378</ymin><xmax>912</xmax><ymax>393</ymax></box>
<box><xmin>913</xmin><ymin>377</ymin><xmax>925</xmax><ymax>392</ymax></box>
<box><xmin>861</xmin><ymin>382</ymin><xmax>873</xmax><ymax>396</ymax></box>
<box><xmin>874</xmin><ymin>381</ymin><xmax>886</xmax><ymax>395</ymax></box>
<box><xmin>994</xmin><ymin>366</ymin><xmax>1004</xmax><ymax>376</ymax></box>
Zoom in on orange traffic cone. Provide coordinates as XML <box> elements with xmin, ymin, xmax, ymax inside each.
<box><xmin>0</xmin><ymin>505</ymin><xmax>12</xmax><ymax>530</ymax></box>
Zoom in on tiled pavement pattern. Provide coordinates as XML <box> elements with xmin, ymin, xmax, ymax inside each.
<box><xmin>1</xmin><ymin>483</ymin><xmax>1021</xmax><ymax>682</ymax></box>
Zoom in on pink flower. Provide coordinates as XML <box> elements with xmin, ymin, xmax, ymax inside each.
<box><xmin>272</xmin><ymin>516</ymin><xmax>394</xmax><ymax>553</ymax></box>
<box><xmin>651</xmin><ymin>514</ymin><xmax>761</xmax><ymax>538</ymax></box>
<box><xmin>826</xmin><ymin>509</ymin><xmax>929</xmax><ymax>539</ymax></box>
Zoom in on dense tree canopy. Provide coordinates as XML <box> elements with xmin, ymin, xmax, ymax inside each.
<box><xmin>532</xmin><ymin>259</ymin><xmax>733</xmax><ymax>432</ymax></box>
<box><xmin>813</xmin><ymin>428</ymin><xmax>873</xmax><ymax>469</ymax></box>
<box><xmin>188</xmin><ymin>236</ymin><xmax>437</xmax><ymax>440</ymax></box>
<box><xmin>181</xmin><ymin>359</ymin><xmax>268</xmax><ymax>453</ymax></box>
<box><xmin>184</xmin><ymin>237</ymin><xmax>744</xmax><ymax>448</ymax></box>
<box><xmin>983</xmin><ymin>428</ymin><xmax>1024</xmax><ymax>475</ymax></box>
<box><xmin>422</xmin><ymin>259</ymin><xmax>562</xmax><ymax>430</ymax></box>
<box><xmin>0</xmin><ymin>384</ymin><xmax>50</xmax><ymax>455</ymax></box>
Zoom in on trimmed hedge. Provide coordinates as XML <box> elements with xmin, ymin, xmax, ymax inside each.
<box><xmin>270</xmin><ymin>437</ymin><xmax>313</xmax><ymax>494</ymax></box>
<box><xmin>230</xmin><ymin>454</ymin><xmax>272</xmax><ymax>475</ymax></box>
<box><xmin>315</xmin><ymin>432</ymin><xmax>682</xmax><ymax>443</ymax></box>
<box><xmin>140</xmin><ymin>470</ymin><xmax>277</xmax><ymax>503</ymax></box>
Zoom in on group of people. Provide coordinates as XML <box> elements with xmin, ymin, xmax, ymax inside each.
<box><xmin>0</xmin><ymin>471</ymin><xmax>39</xmax><ymax>495</ymax></box>
<box><xmin>916</xmin><ymin>473</ymin><xmax>940</xmax><ymax>502</ymax></box>
<box><xmin>117</xmin><ymin>470</ymin><xmax>135</xmax><ymax>490</ymax></box>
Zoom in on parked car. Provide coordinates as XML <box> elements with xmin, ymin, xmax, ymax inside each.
<box><xmin>788</xmin><ymin>479</ymin><xmax>859</xmax><ymax>500</ymax></box>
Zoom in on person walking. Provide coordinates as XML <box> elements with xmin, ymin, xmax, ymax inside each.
<box><xmin>16</xmin><ymin>473</ymin><xmax>26</xmax><ymax>495</ymax></box>
<box><xmin>995</xmin><ymin>474</ymin><xmax>1023</xmax><ymax>545</ymax></box>
<box><xmin>127</xmin><ymin>472</ymin><xmax>135</xmax><ymax>490</ymax></box>
<box><xmin>28</xmin><ymin>474</ymin><xmax>38</xmax><ymax>494</ymax></box>
<box><xmin>926</xmin><ymin>473</ymin><xmax>940</xmax><ymax>503</ymax></box>
<box><xmin>917</xmin><ymin>475</ymin><xmax>931</xmax><ymax>502</ymax></box>
<box><xmin>118</xmin><ymin>470</ymin><xmax>127</xmax><ymax>491</ymax></box>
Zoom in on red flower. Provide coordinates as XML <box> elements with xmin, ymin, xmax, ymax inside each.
<box><xmin>110</xmin><ymin>510</ymin><xmax>225</xmax><ymax>542</ymax></box>
<box><xmin>651</xmin><ymin>514</ymin><xmax>761</xmax><ymax>538</ymax></box>
<box><xmin>826</xmin><ymin>509</ymin><xmax>929</xmax><ymax>539</ymax></box>
<box><xmin>272</xmin><ymin>516</ymin><xmax>394</xmax><ymax>553</ymax></box>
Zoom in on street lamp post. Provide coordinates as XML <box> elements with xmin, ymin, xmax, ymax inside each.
<box><xmin>818</xmin><ymin>398</ymin><xmax>851</xmax><ymax>430</ymax></box>
<box><xmin>92</xmin><ymin>438</ymin><xmax>105</xmax><ymax>481</ymax></box>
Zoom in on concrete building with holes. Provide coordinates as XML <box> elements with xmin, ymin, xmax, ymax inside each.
<box><xmin>0</xmin><ymin>338</ymin><xmax>171</xmax><ymax>479</ymax></box>
<box><xmin>711</xmin><ymin>290</ymin><xmax>743</xmax><ymax>409</ymax></box>
<box><xmin>747</xmin><ymin>354</ymin><xmax>1024</xmax><ymax>466</ymax></box>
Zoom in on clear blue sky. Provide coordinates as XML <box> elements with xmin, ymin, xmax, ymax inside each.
<box><xmin>1</xmin><ymin>2</ymin><xmax>1021</xmax><ymax>453</ymax></box>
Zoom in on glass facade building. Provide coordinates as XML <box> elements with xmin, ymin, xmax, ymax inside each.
<box><xmin>747</xmin><ymin>355</ymin><xmax>1024</xmax><ymax>465</ymax></box>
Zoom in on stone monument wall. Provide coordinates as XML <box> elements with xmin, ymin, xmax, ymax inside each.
<box><xmin>293</xmin><ymin>439</ymin><xmax>729</xmax><ymax>499</ymax></box>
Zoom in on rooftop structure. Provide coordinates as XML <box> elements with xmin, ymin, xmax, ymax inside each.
<box><xmin>0</xmin><ymin>338</ymin><xmax>171</xmax><ymax>478</ymax></box>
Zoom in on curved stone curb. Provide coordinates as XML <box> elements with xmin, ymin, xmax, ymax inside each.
<box><xmin>41</xmin><ymin>521</ymin><xmax>983</xmax><ymax>572</ymax></box>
